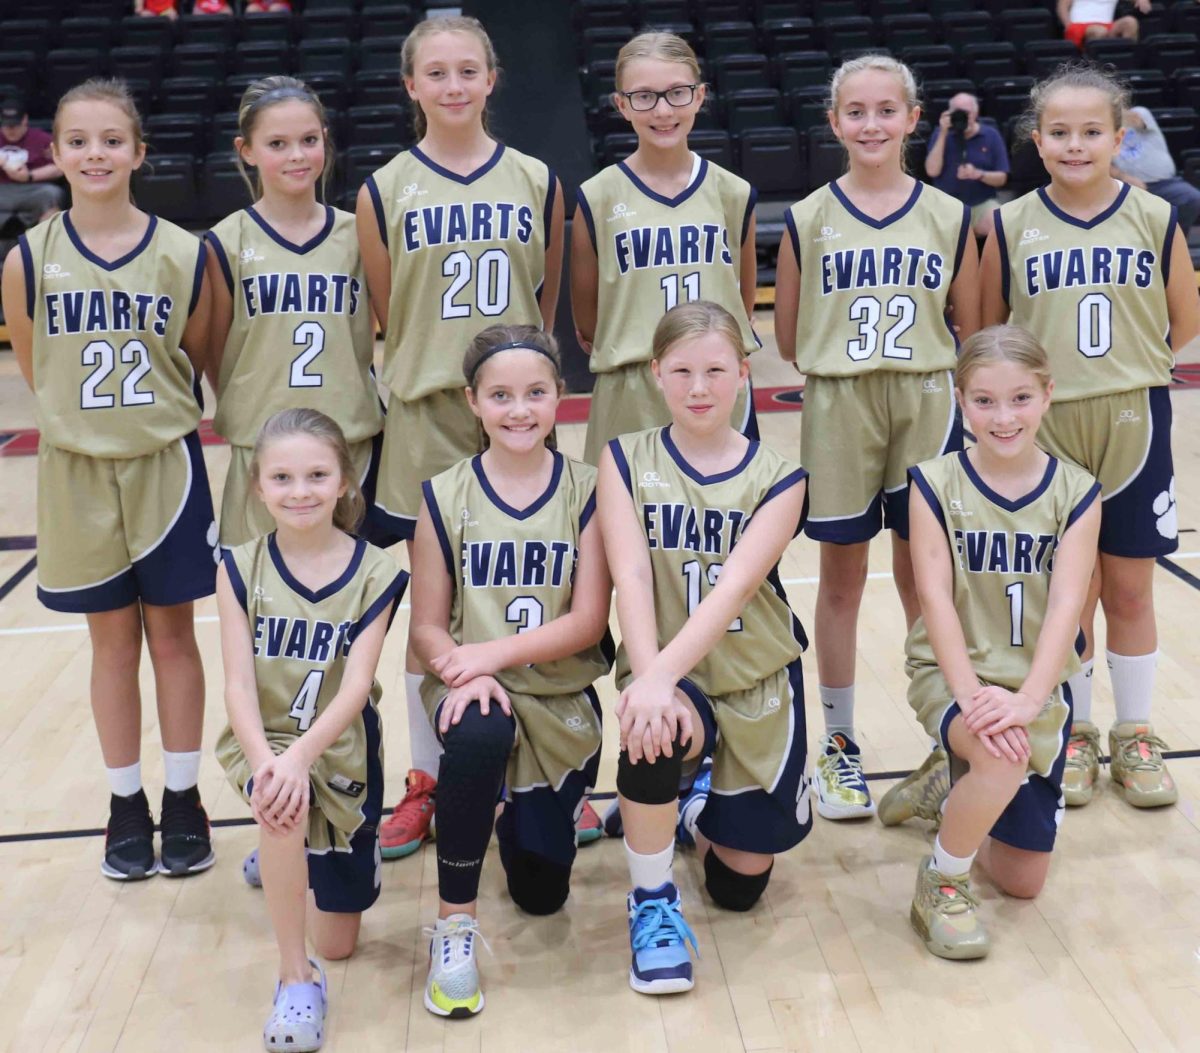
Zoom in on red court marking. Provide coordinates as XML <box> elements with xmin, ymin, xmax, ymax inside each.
<box><xmin>0</xmin><ymin>386</ymin><xmax>811</xmax><ymax>456</ymax></box>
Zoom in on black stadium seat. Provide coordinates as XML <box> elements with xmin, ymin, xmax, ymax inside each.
<box><xmin>581</xmin><ymin>26</ymin><xmax>628</xmax><ymax>64</ymax></box>
<box><xmin>999</xmin><ymin>9</ymin><xmax>1054</xmax><ymax>49</ymax></box>
<box><xmin>941</xmin><ymin>11</ymin><xmax>993</xmax><ymax>50</ymax></box>
<box><xmin>145</xmin><ymin>113</ymin><xmax>208</xmax><ymax>159</ymax></box>
<box><xmin>58</xmin><ymin>16</ymin><xmax>114</xmax><ymax>53</ymax></box>
<box><xmin>1174</xmin><ymin>68</ymin><xmax>1200</xmax><ymax>109</ymax></box>
<box><xmin>714</xmin><ymin>53</ymin><xmax>770</xmax><ymax>95</ymax></box>
<box><xmin>178</xmin><ymin>13</ymin><xmax>238</xmax><ymax>49</ymax></box>
<box><xmin>1140</xmin><ymin>33</ymin><xmax>1200</xmax><ymax>77</ymax></box>
<box><xmin>1083</xmin><ymin>38</ymin><xmax>1139</xmax><ymax>71</ymax></box>
<box><xmin>807</xmin><ymin>125</ymin><xmax>845</xmax><ymax>189</ymax></box>
<box><xmin>821</xmin><ymin>16</ymin><xmax>875</xmax><ymax>60</ymax></box>
<box><xmin>923</xmin><ymin>79</ymin><xmax>977</xmax><ymax>117</ymax></box>
<box><xmin>133</xmin><ymin>153</ymin><xmax>197</xmax><ymax>222</ymax></box>
<box><xmin>1022</xmin><ymin>40</ymin><xmax>1077</xmax><ymax>78</ymax></box>
<box><xmin>724</xmin><ymin>87</ymin><xmax>784</xmax><ymax>133</ymax></box>
<box><xmin>1150</xmin><ymin>105</ymin><xmax>1198</xmax><ymax>159</ymax></box>
<box><xmin>704</xmin><ymin>21</ymin><xmax>759</xmax><ymax>59</ymax></box>
<box><xmin>1173</xmin><ymin>0</ymin><xmax>1200</xmax><ymax>36</ymax></box>
<box><xmin>301</xmin><ymin>7</ymin><xmax>360</xmax><ymax>42</ymax></box>
<box><xmin>901</xmin><ymin>45</ymin><xmax>957</xmax><ymax>82</ymax></box>
<box><xmin>345</xmin><ymin>104</ymin><xmax>407</xmax><ymax>150</ymax></box>
<box><xmin>201</xmin><ymin>151</ymin><xmax>252</xmax><ymax>222</ymax></box>
<box><xmin>241</xmin><ymin>12</ymin><xmax>294</xmax><ymax>45</ymax></box>
<box><xmin>158</xmin><ymin>76</ymin><xmax>220</xmax><ymax>116</ymax></box>
<box><xmin>881</xmin><ymin>14</ymin><xmax>934</xmax><ymax>54</ymax></box>
<box><xmin>1127</xmin><ymin>68</ymin><xmax>1169</xmax><ymax>108</ymax></box>
<box><xmin>787</xmin><ymin>85</ymin><xmax>829</xmax><ymax>132</ymax></box>
<box><xmin>981</xmin><ymin>75</ymin><xmax>1035</xmax><ymax>128</ymax></box>
<box><xmin>961</xmin><ymin>42</ymin><xmax>1020</xmax><ymax>82</ymax></box>
<box><xmin>46</xmin><ymin>49</ymin><xmax>104</xmax><ymax>106</ymax></box>
<box><xmin>739</xmin><ymin>126</ymin><xmax>803</xmax><ymax>194</ymax></box>
<box><xmin>354</xmin><ymin>70</ymin><xmax>403</xmax><ymax>109</ymax></box>
<box><xmin>575</xmin><ymin>0</ymin><xmax>633</xmax><ymax>30</ymax></box>
<box><xmin>173</xmin><ymin>44</ymin><xmax>229</xmax><ymax>83</ymax></box>
<box><xmin>775</xmin><ymin>50</ymin><xmax>832</xmax><ymax>93</ymax></box>
<box><xmin>118</xmin><ymin>14</ymin><xmax>174</xmax><ymax>49</ymax></box>
<box><xmin>689</xmin><ymin>128</ymin><xmax>736</xmax><ymax>169</ymax></box>
<box><xmin>360</xmin><ymin>37</ymin><xmax>408</xmax><ymax>72</ymax></box>
<box><xmin>2</xmin><ymin>19</ymin><xmax>51</xmax><ymax>63</ymax></box>
<box><xmin>235</xmin><ymin>41</ymin><xmax>294</xmax><ymax>77</ymax></box>
<box><xmin>109</xmin><ymin>46</ymin><xmax>167</xmax><ymax>96</ymax></box>
<box><xmin>760</xmin><ymin>18</ymin><xmax>817</xmax><ymax>55</ymax></box>
<box><xmin>298</xmin><ymin>39</ymin><xmax>355</xmax><ymax>79</ymax></box>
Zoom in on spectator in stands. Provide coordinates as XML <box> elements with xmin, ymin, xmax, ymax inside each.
<box><xmin>924</xmin><ymin>93</ymin><xmax>1009</xmax><ymax>238</ymax></box>
<box><xmin>133</xmin><ymin>0</ymin><xmax>180</xmax><ymax>18</ymax></box>
<box><xmin>1112</xmin><ymin>105</ymin><xmax>1200</xmax><ymax>232</ymax></box>
<box><xmin>1058</xmin><ymin>0</ymin><xmax>1149</xmax><ymax>46</ymax></box>
<box><xmin>0</xmin><ymin>99</ymin><xmax>64</xmax><ymax>234</ymax></box>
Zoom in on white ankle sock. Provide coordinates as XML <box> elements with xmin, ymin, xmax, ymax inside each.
<box><xmin>1107</xmin><ymin>649</ymin><xmax>1157</xmax><ymax>725</ymax></box>
<box><xmin>625</xmin><ymin>839</ymin><xmax>674</xmax><ymax>892</ymax></box>
<box><xmin>163</xmin><ymin>749</ymin><xmax>201</xmax><ymax>792</ymax></box>
<box><xmin>1067</xmin><ymin>658</ymin><xmax>1095</xmax><ymax>725</ymax></box>
<box><xmin>107</xmin><ymin>761</ymin><xmax>142</xmax><ymax>799</ymax></box>
<box><xmin>931</xmin><ymin>835</ymin><xmax>975</xmax><ymax>878</ymax></box>
<box><xmin>819</xmin><ymin>684</ymin><xmax>855</xmax><ymax>738</ymax></box>
<box><xmin>406</xmin><ymin>670</ymin><xmax>443</xmax><ymax>778</ymax></box>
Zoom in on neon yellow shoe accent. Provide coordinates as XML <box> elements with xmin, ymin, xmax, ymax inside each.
<box><xmin>424</xmin><ymin>914</ymin><xmax>487</xmax><ymax>1018</ymax></box>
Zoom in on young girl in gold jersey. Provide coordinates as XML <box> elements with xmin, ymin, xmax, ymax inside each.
<box><xmin>598</xmin><ymin>301</ymin><xmax>810</xmax><ymax>995</ymax></box>
<box><xmin>216</xmin><ymin>410</ymin><xmax>406</xmax><ymax>1052</ymax></box>
<box><xmin>1</xmin><ymin>79</ymin><xmax>217</xmax><ymax>881</ymax></box>
<box><xmin>356</xmin><ymin>17</ymin><xmax>567</xmax><ymax>855</ymax></box>
<box><xmin>775</xmin><ymin>55</ymin><xmax>980</xmax><ymax>823</ymax></box>
<box><xmin>411</xmin><ymin>325</ymin><xmax>612</xmax><ymax>1017</ymax></box>
<box><xmin>572</xmin><ymin>31</ymin><xmax>760</xmax><ymax>466</ymax></box>
<box><xmin>207</xmin><ymin>77</ymin><xmax>384</xmax><ymax>549</ymax></box>
<box><xmin>904</xmin><ymin>326</ymin><xmax>1099</xmax><ymax>960</ymax></box>
<box><xmin>981</xmin><ymin>65</ymin><xmax>1200</xmax><ymax>811</ymax></box>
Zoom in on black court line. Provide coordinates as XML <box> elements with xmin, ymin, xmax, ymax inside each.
<box><xmin>4</xmin><ymin>753</ymin><xmax>1200</xmax><ymax>846</ymax></box>
<box><xmin>0</xmin><ymin>555</ymin><xmax>35</xmax><ymax>603</ymax></box>
<box><xmin>0</xmin><ymin>535</ymin><xmax>36</xmax><ymax>551</ymax></box>
<box><xmin>1157</xmin><ymin>555</ymin><xmax>1200</xmax><ymax>592</ymax></box>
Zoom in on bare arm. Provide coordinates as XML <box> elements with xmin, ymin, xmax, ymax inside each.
<box><xmin>409</xmin><ymin>500</ymin><xmax>460</xmax><ymax>670</ymax></box>
<box><xmin>740</xmin><ymin>212</ymin><xmax>758</xmax><ymax>319</ymax></box>
<box><xmin>539</xmin><ymin>176</ymin><xmax>565</xmax><ymax>331</ymax></box>
<box><xmin>947</xmin><ymin>225</ymin><xmax>981</xmax><ymax>343</ymax></box>
<box><xmin>773</xmin><ymin>225</ymin><xmax>800</xmax><ymax>364</ymax></box>
<box><xmin>1</xmin><ymin>245</ymin><xmax>32</xmax><ymax>388</ymax></box>
<box><xmin>204</xmin><ymin>243</ymin><xmax>232</xmax><ymax>389</ymax></box>
<box><xmin>1166</xmin><ymin>224</ymin><xmax>1200</xmax><ymax>353</ymax></box>
<box><xmin>569</xmin><ymin>202</ymin><xmax>599</xmax><ymax>352</ymax></box>
<box><xmin>925</xmin><ymin>123</ymin><xmax>949</xmax><ymax>179</ymax></box>
<box><xmin>216</xmin><ymin>564</ymin><xmax>275</xmax><ymax>773</ymax></box>
<box><xmin>979</xmin><ymin>229</ymin><xmax>1010</xmax><ymax>327</ymax></box>
<box><xmin>180</xmin><ymin>263</ymin><xmax>212</xmax><ymax>379</ymax></box>
<box><xmin>597</xmin><ymin>447</ymin><xmax>660</xmax><ymax>677</ymax></box>
<box><xmin>356</xmin><ymin>182</ymin><xmax>391</xmax><ymax>332</ymax></box>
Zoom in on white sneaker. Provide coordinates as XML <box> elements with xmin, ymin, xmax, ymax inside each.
<box><xmin>423</xmin><ymin>913</ymin><xmax>486</xmax><ymax>1017</ymax></box>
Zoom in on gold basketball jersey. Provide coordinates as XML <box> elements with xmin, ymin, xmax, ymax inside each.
<box><xmin>995</xmin><ymin>184</ymin><xmax>1175</xmax><ymax>401</ymax></box>
<box><xmin>578</xmin><ymin>158</ymin><xmax>758</xmax><ymax>373</ymax></box>
<box><xmin>215</xmin><ymin>533</ymin><xmax>407</xmax><ymax>848</ymax></box>
<box><xmin>786</xmin><ymin>181</ymin><xmax>970</xmax><ymax>377</ymax></box>
<box><xmin>610</xmin><ymin>427</ymin><xmax>807</xmax><ymax>697</ymax></box>
<box><xmin>905</xmin><ymin>451</ymin><xmax>1100</xmax><ymax>689</ymax></box>
<box><xmin>365</xmin><ymin>144</ymin><xmax>552</xmax><ymax>402</ymax></box>
<box><xmin>20</xmin><ymin>212</ymin><xmax>205</xmax><ymax>458</ymax></box>
<box><xmin>207</xmin><ymin>206</ymin><xmax>382</xmax><ymax>446</ymax></box>
<box><xmin>422</xmin><ymin>452</ymin><xmax>612</xmax><ymax>696</ymax></box>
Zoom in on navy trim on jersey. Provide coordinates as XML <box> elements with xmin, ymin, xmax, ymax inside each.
<box><xmin>472</xmin><ymin>449</ymin><xmax>564</xmax><ymax>520</ymax></box>
<box><xmin>365</xmin><ymin>175</ymin><xmax>387</xmax><ymax>248</ymax></box>
<box><xmin>958</xmin><ymin>449</ymin><xmax>1057</xmax><ymax>512</ymax></box>
<box><xmin>783</xmin><ymin>209</ymin><xmax>800</xmax><ymax>262</ymax></box>
<box><xmin>1066</xmin><ymin>480</ymin><xmax>1102</xmax><ymax>534</ymax></box>
<box><xmin>755</xmin><ymin>467</ymin><xmax>809</xmax><ymax>537</ymax></box>
<box><xmin>411</xmin><ymin>141</ymin><xmax>505</xmax><ymax>185</ymax></box>
<box><xmin>1163</xmin><ymin>205</ymin><xmax>1177</xmax><ymax>284</ymax></box>
<box><xmin>247</xmin><ymin>203</ymin><xmax>336</xmax><ymax>255</ymax></box>
<box><xmin>579</xmin><ymin>489</ymin><xmax>597</xmax><ymax>533</ymax></box>
<box><xmin>575</xmin><ymin>187</ymin><xmax>597</xmax><ymax>250</ymax></box>
<box><xmin>421</xmin><ymin>478</ymin><xmax>456</xmax><ymax>577</ymax></box>
<box><xmin>908</xmin><ymin>465</ymin><xmax>947</xmax><ymax>539</ymax></box>
<box><xmin>349</xmin><ymin>568</ymin><xmax>409</xmax><ymax>642</ymax></box>
<box><xmin>17</xmin><ymin>233</ymin><xmax>33</xmax><ymax>320</ymax></box>
<box><xmin>608</xmin><ymin>437</ymin><xmax>633</xmax><ymax>494</ymax></box>
<box><xmin>741</xmin><ymin>186</ymin><xmax>758</xmax><ymax>246</ymax></box>
<box><xmin>766</xmin><ymin>567</ymin><xmax>809</xmax><ymax>651</ymax></box>
<box><xmin>618</xmin><ymin>156</ymin><xmax>709</xmax><ymax>208</ymax></box>
<box><xmin>188</xmin><ymin>240</ymin><xmax>207</xmax><ymax>316</ymax></box>
<box><xmin>205</xmin><ymin>230</ymin><xmax>235</xmax><ymax>294</ymax></box>
<box><xmin>830</xmin><ymin>178</ymin><xmax>922</xmax><ymax>230</ymax></box>
<box><xmin>663</xmin><ymin>425</ymin><xmax>757</xmax><ymax>485</ymax></box>
<box><xmin>268</xmin><ymin>532</ymin><xmax>367</xmax><ymax>603</ymax></box>
<box><xmin>64</xmin><ymin>211</ymin><xmax>157</xmax><ymax>271</ymax></box>
<box><xmin>1035</xmin><ymin>183</ymin><xmax>1130</xmax><ymax>230</ymax></box>
<box><xmin>953</xmin><ymin>202</ymin><xmax>971</xmax><ymax>278</ymax></box>
<box><xmin>222</xmin><ymin>549</ymin><xmax>249</xmax><ymax>611</ymax></box>
<box><xmin>543</xmin><ymin>165</ymin><xmax>557</xmax><ymax>247</ymax></box>
<box><xmin>993</xmin><ymin>209</ymin><xmax>1011</xmax><ymax>307</ymax></box>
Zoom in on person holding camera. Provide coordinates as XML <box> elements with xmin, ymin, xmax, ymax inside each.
<box><xmin>924</xmin><ymin>93</ymin><xmax>1009</xmax><ymax>239</ymax></box>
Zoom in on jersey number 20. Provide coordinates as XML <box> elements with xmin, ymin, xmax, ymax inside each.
<box><xmin>442</xmin><ymin>249</ymin><xmax>511</xmax><ymax>320</ymax></box>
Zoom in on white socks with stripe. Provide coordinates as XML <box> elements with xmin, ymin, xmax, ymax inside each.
<box><xmin>406</xmin><ymin>670</ymin><xmax>443</xmax><ymax>779</ymax></box>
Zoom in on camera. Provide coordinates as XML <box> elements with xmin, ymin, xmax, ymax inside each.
<box><xmin>949</xmin><ymin>108</ymin><xmax>969</xmax><ymax>134</ymax></box>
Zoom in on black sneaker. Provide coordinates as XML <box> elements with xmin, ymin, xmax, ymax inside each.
<box><xmin>102</xmin><ymin>789</ymin><xmax>156</xmax><ymax>881</ymax></box>
<box><xmin>159</xmin><ymin>785</ymin><xmax>216</xmax><ymax>877</ymax></box>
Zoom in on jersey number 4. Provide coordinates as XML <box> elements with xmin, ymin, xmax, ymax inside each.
<box><xmin>845</xmin><ymin>294</ymin><xmax>916</xmax><ymax>362</ymax></box>
<box><xmin>80</xmin><ymin>339</ymin><xmax>155</xmax><ymax>409</ymax></box>
<box><xmin>289</xmin><ymin>669</ymin><xmax>324</xmax><ymax>732</ymax></box>
<box><xmin>442</xmin><ymin>249</ymin><xmax>511</xmax><ymax>320</ymax></box>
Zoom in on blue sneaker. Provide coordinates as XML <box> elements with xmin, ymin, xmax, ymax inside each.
<box><xmin>676</xmin><ymin>760</ymin><xmax>712</xmax><ymax>848</ymax></box>
<box><xmin>627</xmin><ymin>882</ymin><xmax>699</xmax><ymax>994</ymax></box>
<box><xmin>813</xmin><ymin>732</ymin><xmax>876</xmax><ymax>820</ymax></box>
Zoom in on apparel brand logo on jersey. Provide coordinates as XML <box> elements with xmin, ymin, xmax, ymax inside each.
<box><xmin>565</xmin><ymin>715</ymin><xmax>586</xmax><ymax>731</ymax></box>
<box><xmin>947</xmin><ymin>499</ymin><xmax>973</xmax><ymax>517</ymax></box>
<box><xmin>397</xmin><ymin>182</ymin><xmax>428</xmax><ymax>203</ymax></box>
<box><xmin>253</xmin><ymin>585</ymin><xmax>273</xmax><ymax>602</ymax></box>
<box><xmin>639</xmin><ymin>471</ymin><xmax>669</xmax><ymax>489</ymax></box>
<box><xmin>42</xmin><ymin>263</ymin><xmax>70</xmax><ymax>279</ymax></box>
<box><xmin>1019</xmin><ymin>228</ymin><xmax>1049</xmax><ymax>246</ymax></box>
<box><xmin>607</xmin><ymin>202</ymin><xmax>637</xmax><ymax>222</ymax></box>
<box><xmin>240</xmin><ymin>247</ymin><xmax>265</xmax><ymax>263</ymax></box>
<box><xmin>812</xmin><ymin>225</ymin><xmax>841</xmax><ymax>243</ymax></box>
<box><xmin>1115</xmin><ymin>408</ymin><xmax>1142</xmax><ymax>425</ymax></box>
<box><xmin>765</xmin><ymin>696</ymin><xmax>781</xmax><ymax>712</ymax></box>
<box><xmin>461</xmin><ymin>507</ymin><xmax>478</xmax><ymax>526</ymax></box>
<box><xmin>922</xmin><ymin>377</ymin><xmax>944</xmax><ymax>394</ymax></box>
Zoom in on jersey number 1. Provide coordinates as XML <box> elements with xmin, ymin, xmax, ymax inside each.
<box><xmin>661</xmin><ymin>271</ymin><xmax>700</xmax><ymax>311</ymax></box>
<box><xmin>682</xmin><ymin>560</ymin><xmax>742</xmax><ymax>631</ymax></box>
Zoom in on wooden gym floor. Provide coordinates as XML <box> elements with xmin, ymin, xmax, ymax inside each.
<box><xmin>2</xmin><ymin>316</ymin><xmax>1199</xmax><ymax>1053</ymax></box>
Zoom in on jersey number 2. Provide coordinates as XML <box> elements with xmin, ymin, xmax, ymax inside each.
<box><xmin>290</xmin><ymin>321</ymin><xmax>325</xmax><ymax>387</ymax></box>
<box><xmin>80</xmin><ymin>339</ymin><xmax>155</xmax><ymax>409</ymax></box>
<box><xmin>289</xmin><ymin>669</ymin><xmax>324</xmax><ymax>732</ymax></box>
<box><xmin>442</xmin><ymin>249</ymin><xmax>511</xmax><ymax>320</ymax></box>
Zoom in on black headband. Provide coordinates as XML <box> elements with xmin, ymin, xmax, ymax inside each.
<box><xmin>467</xmin><ymin>340</ymin><xmax>557</xmax><ymax>385</ymax></box>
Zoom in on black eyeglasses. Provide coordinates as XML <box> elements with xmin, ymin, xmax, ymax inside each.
<box><xmin>619</xmin><ymin>84</ymin><xmax>701</xmax><ymax>111</ymax></box>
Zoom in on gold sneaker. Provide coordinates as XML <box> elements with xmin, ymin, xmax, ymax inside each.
<box><xmin>1108</xmin><ymin>723</ymin><xmax>1178</xmax><ymax>808</ymax></box>
<box><xmin>878</xmin><ymin>748</ymin><xmax>950</xmax><ymax>826</ymax></box>
<box><xmin>909</xmin><ymin>855</ymin><xmax>990</xmax><ymax>960</ymax></box>
<box><xmin>1063</xmin><ymin>721</ymin><xmax>1101</xmax><ymax>807</ymax></box>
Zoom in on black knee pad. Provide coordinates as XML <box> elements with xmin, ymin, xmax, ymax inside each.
<box><xmin>704</xmin><ymin>849</ymin><xmax>772</xmax><ymax>913</ymax></box>
<box><xmin>440</xmin><ymin>703</ymin><xmax>515</xmax><ymax>768</ymax></box>
<box><xmin>615</xmin><ymin>731</ymin><xmax>688</xmax><ymax>805</ymax></box>
<box><xmin>504</xmin><ymin>848</ymin><xmax>571</xmax><ymax>916</ymax></box>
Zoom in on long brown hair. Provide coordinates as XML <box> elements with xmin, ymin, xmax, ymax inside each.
<box><xmin>401</xmin><ymin>16</ymin><xmax>499</xmax><ymax>141</ymax></box>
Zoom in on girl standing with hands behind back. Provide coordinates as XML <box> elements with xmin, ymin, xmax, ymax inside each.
<box><xmin>356</xmin><ymin>16</ymin><xmax>566</xmax><ymax>858</ymax></box>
